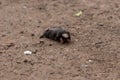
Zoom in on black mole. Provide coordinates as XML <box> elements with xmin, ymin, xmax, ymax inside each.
<box><xmin>40</xmin><ymin>28</ymin><xmax>71</xmax><ymax>44</ymax></box>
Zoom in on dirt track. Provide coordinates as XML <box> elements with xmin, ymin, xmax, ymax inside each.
<box><xmin>0</xmin><ymin>0</ymin><xmax>120</xmax><ymax>80</ymax></box>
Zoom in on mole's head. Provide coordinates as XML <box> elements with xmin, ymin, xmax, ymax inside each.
<box><xmin>60</xmin><ymin>32</ymin><xmax>71</xmax><ymax>44</ymax></box>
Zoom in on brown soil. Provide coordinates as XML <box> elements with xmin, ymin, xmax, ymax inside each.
<box><xmin>0</xmin><ymin>0</ymin><xmax>120</xmax><ymax>80</ymax></box>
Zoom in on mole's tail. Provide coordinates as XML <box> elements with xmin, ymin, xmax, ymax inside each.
<box><xmin>40</xmin><ymin>29</ymin><xmax>49</xmax><ymax>38</ymax></box>
<box><xmin>40</xmin><ymin>35</ymin><xmax>44</xmax><ymax>38</ymax></box>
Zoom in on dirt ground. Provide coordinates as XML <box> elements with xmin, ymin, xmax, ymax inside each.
<box><xmin>0</xmin><ymin>0</ymin><xmax>120</xmax><ymax>80</ymax></box>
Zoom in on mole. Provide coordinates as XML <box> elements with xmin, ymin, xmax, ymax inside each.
<box><xmin>40</xmin><ymin>27</ymin><xmax>71</xmax><ymax>44</ymax></box>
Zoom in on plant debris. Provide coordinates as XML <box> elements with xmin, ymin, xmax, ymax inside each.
<box><xmin>75</xmin><ymin>10</ymin><xmax>83</xmax><ymax>16</ymax></box>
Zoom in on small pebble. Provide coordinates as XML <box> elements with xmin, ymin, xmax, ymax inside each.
<box><xmin>20</xmin><ymin>31</ymin><xmax>24</xmax><ymax>34</ymax></box>
<box><xmin>31</xmin><ymin>33</ymin><xmax>35</xmax><ymax>37</ymax></box>
<box><xmin>24</xmin><ymin>50</ymin><xmax>32</xmax><ymax>55</ymax></box>
<box><xmin>23</xmin><ymin>59</ymin><xmax>29</xmax><ymax>63</ymax></box>
<box><xmin>81</xmin><ymin>64</ymin><xmax>88</xmax><ymax>68</ymax></box>
<box><xmin>49</xmin><ymin>44</ymin><xmax>52</xmax><ymax>46</ymax></box>
<box><xmin>88</xmin><ymin>60</ymin><xmax>93</xmax><ymax>63</ymax></box>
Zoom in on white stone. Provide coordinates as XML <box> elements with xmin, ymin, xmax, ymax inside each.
<box><xmin>24</xmin><ymin>50</ymin><xmax>32</xmax><ymax>55</ymax></box>
<box><xmin>88</xmin><ymin>60</ymin><xmax>93</xmax><ymax>63</ymax></box>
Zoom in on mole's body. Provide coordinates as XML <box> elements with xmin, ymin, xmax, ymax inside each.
<box><xmin>40</xmin><ymin>28</ymin><xmax>71</xmax><ymax>44</ymax></box>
